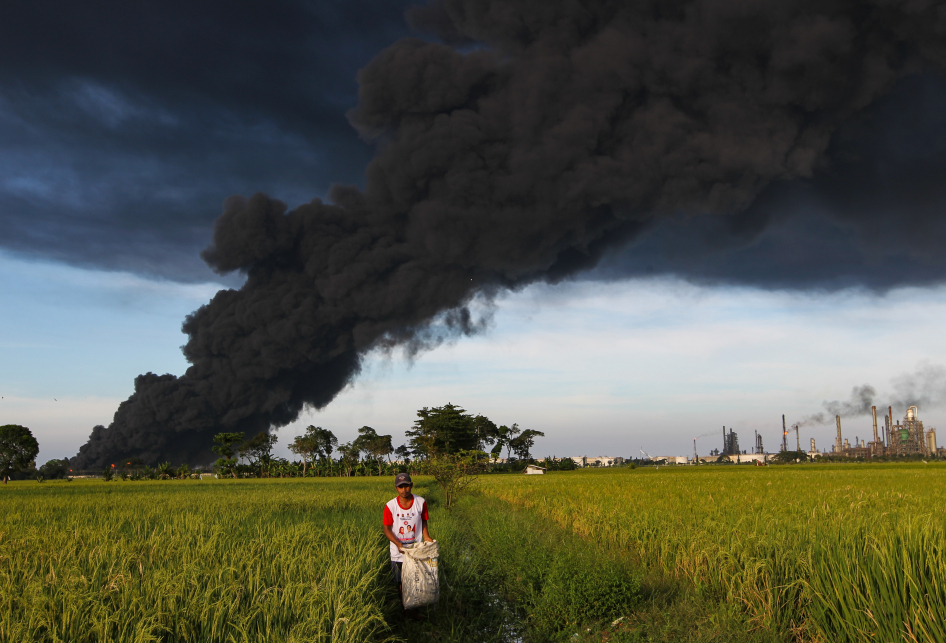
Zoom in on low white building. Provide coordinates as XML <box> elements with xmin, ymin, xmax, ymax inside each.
<box><xmin>524</xmin><ymin>464</ymin><xmax>546</xmax><ymax>475</ymax></box>
<box><xmin>693</xmin><ymin>453</ymin><xmax>770</xmax><ymax>464</ymax></box>
<box><xmin>654</xmin><ymin>456</ymin><xmax>689</xmax><ymax>465</ymax></box>
<box><xmin>570</xmin><ymin>456</ymin><xmax>625</xmax><ymax>468</ymax></box>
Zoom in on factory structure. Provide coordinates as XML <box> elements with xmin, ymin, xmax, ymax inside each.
<box><xmin>558</xmin><ymin>407</ymin><xmax>941</xmax><ymax>467</ymax></box>
<box><xmin>680</xmin><ymin>405</ymin><xmax>943</xmax><ymax>465</ymax></box>
<box><xmin>696</xmin><ymin>426</ymin><xmax>768</xmax><ymax>463</ymax></box>
<box><xmin>828</xmin><ymin>405</ymin><xmax>941</xmax><ymax>458</ymax></box>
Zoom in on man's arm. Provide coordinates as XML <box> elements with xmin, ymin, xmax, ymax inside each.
<box><xmin>420</xmin><ymin>500</ymin><xmax>433</xmax><ymax>542</ymax></box>
<box><xmin>383</xmin><ymin>524</ymin><xmax>404</xmax><ymax>552</ymax></box>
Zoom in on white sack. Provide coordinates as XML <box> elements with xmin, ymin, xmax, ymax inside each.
<box><xmin>401</xmin><ymin>540</ymin><xmax>440</xmax><ymax>609</ymax></box>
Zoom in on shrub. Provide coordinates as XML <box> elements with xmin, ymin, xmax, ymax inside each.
<box><xmin>535</xmin><ymin>550</ymin><xmax>642</xmax><ymax>628</ymax></box>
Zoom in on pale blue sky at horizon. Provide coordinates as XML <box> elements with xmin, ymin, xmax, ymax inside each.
<box><xmin>4</xmin><ymin>248</ymin><xmax>944</xmax><ymax>466</ymax></box>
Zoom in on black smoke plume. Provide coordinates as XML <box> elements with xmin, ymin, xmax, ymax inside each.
<box><xmin>796</xmin><ymin>362</ymin><xmax>946</xmax><ymax>427</ymax></box>
<box><xmin>74</xmin><ymin>0</ymin><xmax>946</xmax><ymax>467</ymax></box>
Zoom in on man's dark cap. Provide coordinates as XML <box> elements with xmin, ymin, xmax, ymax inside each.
<box><xmin>395</xmin><ymin>472</ymin><xmax>413</xmax><ymax>486</ymax></box>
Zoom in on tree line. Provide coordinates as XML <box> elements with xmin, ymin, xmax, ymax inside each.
<box><xmin>1</xmin><ymin>404</ymin><xmax>554</xmax><ymax>482</ymax></box>
<box><xmin>209</xmin><ymin>403</ymin><xmax>548</xmax><ymax>478</ymax></box>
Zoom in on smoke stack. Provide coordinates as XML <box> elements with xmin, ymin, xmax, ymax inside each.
<box><xmin>887</xmin><ymin>406</ymin><xmax>900</xmax><ymax>447</ymax></box>
<box><xmin>836</xmin><ymin>415</ymin><xmax>843</xmax><ymax>453</ymax></box>
<box><xmin>782</xmin><ymin>414</ymin><xmax>787</xmax><ymax>452</ymax></box>
<box><xmin>872</xmin><ymin>405</ymin><xmax>879</xmax><ymax>444</ymax></box>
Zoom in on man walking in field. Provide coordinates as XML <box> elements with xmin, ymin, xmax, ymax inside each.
<box><xmin>383</xmin><ymin>472</ymin><xmax>433</xmax><ymax>608</ymax></box>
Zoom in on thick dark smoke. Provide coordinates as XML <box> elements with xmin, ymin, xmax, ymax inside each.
<box><xmin>797</xmin><ymin>384</ymin><xmax>877</xmax><ymax>427</ymax></box>
<box><xmin>74</xmin><ymin>0</ymin><xmax>946</xmax><ymax>467</ymax></box>
<box><xmin>890</xmin><ymin>362</ymin><xmax>946</xmax><ymax>410</ymax></box>
<box><xmin>797</xmin><ymin>362</ymin><xmax>946</xmax><ymax>427</ymax></box>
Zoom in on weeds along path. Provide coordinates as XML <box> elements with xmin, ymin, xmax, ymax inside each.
<box><xmin>400</xmin><ymin>490</ymin><xmax>784</xmax><ymax>643</ymax></box>
<box><xmin>0</xmin><ymin>477</ymin><xmax>400</xmax><ymax>643</ymax></box>
<box><xmin>392</xmin><ymin>491</ymin><xmax>644</xmax><ymax>643</ymax></box>
<box><xmin>477</xmin><ymin>465</ymin><xmax>946</xmax><ymax>642</ymax></box>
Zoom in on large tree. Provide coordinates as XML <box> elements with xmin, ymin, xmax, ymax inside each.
<box><xmin>497</xmin><ymin>424</ymin><xmax>521</xmax><ymax>461</ymax></box>
<box><xmin>240</xmin><ymin>432</ymin><xmax>278</xmax><ymax>476</ymax></box>
<box><xmin>288</xmin><ymin>434</ymin><xmax>315</xmax><ymax>477</ymax></box>
<box><xmin>289</xmin><ymin>426</ymin><xmax>338</xmax><ymax>477</ymax></box>
<box><xmin>309</xmin><ymin>426</ymin><xmax>338</xmax><ymax>461</ymax></box>
<box><xmin>212</xmin><ymin>432</ymin><xmax>245</xmax><ymax>460</ymax></box>
<box><xmin>472</xmin><ymin>414</ymin><xmax>500</xmax><ymax>451</ymax></box>
<box><xmin>353</xmin><ymin>426</ymin><xmax>394</xmax><ymax>475</ymax></box>
<box><xmin>212</xmin><ymin>432</ymin><xmax>244</xmax><ymax>478</ymax></box>
<box><xmin>395</xmin><ymin>444</ymin><xmax>412</xmax><ymax>466</ymax></box>
<box><xmin>509</xmin><ymin>429</ymin><xmax>545</xmax><ymax>461</ymax></box>
<box><xmin>0</xmin><ymin>425</ymin><xmax>39</xmax><ymax>484</ymax></box>
<box><xmin>406</xmin><ymin>404</ymin><xmax>480</xmax><ymax>457</ymax></box>
<box><xmin>37</xmin><ymin>458</ymin><xmax>69</xmax><ymax>480</ymax></box>
<box><xmin>336</xmin><ymin>441</ymin><xmax>360</xmax><ymax>477</ymax></box>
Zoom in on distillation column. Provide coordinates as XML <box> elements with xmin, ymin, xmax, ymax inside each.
<box><xmin>888</xmin><ymin>406</ymin><xmax>894</xmax><ymax>452</ymax></box>
<box><xmin>835</xmin><ymin>415</ymin><xmax>843</xmax><ymax>453</ymax></box>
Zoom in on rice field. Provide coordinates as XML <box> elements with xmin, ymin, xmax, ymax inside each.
<box><xmin>2</xmin><ymin>464</ymin><xmax>944</xmax><ymax>642</ymax></box>
<box><xmin>0</xmin><ymin>478</ymin><xmax>397</xmax><ymax>643</ymax></box>
<box><xmin>479</xmin><ymin>463</ymin><xmax>946</xmax><ymax>642</ymax></box>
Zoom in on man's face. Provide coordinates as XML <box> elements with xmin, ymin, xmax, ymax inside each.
<box><xmin>396</xmin><ymin>483</ymin><xmax>413</xmax><ymax>500</ymax></box>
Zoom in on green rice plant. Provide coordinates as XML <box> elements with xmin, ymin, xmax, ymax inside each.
<box><xmin>804</xmin><ymin>512</ymin><xmax>946</xmax><ymax>643</ymax></box>
<box><xmin>0</xmin><ymin>477</ymin><xmax>403</xmax><ymax>643</ymax></box>
<box><xmin>477</xmin><ymin>464</ymin><xmax>946</xmax><ymax>641</ymax></box>
<box><xmin>5</xmin><ymin>464</ymin><xmax>942</xmax><ymax>642</ymax></box>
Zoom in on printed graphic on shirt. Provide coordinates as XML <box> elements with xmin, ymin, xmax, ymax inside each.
<box><xmin>383</xmin><ymin>495</ymin><xmax>428</xmax><ymax>562</ymax></box>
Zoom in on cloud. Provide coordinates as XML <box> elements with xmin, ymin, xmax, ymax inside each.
<box><xmin>0</xmin><ymin>0</ymin><xmax>416</xmax><ymax>281</ymax></box>
<box><xmin>67</xmin><ymin>0</ymin><xmax>946</xmax><ymax>467</ymax></box>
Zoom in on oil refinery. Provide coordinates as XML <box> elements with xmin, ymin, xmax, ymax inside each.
<box><xmin>827</xmin><ymin>405</ymin><xmax>940</xmax><ymax>458</ymax></box>
<box><xmin>690</xmin><ymin>405</ymin><xmax>943</xmax><ymax>464</ymax></box>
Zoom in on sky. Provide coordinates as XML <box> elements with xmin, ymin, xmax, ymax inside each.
<box><xmin>2</xmin><ymin>1</ymin><xmax>946</xmax><ymax>466</ymax></box>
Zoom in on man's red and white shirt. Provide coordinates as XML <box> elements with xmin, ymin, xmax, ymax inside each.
<box><xmin>383</xmin><ymin>495</ymin><xmax>428</xmax><ymax>562</ymax></box>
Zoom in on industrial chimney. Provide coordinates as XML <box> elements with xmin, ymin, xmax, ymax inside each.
<box><xmin>835</xmin><ymin>415</ymin><xmax>843</xmax><ymax>453</ymax></box>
